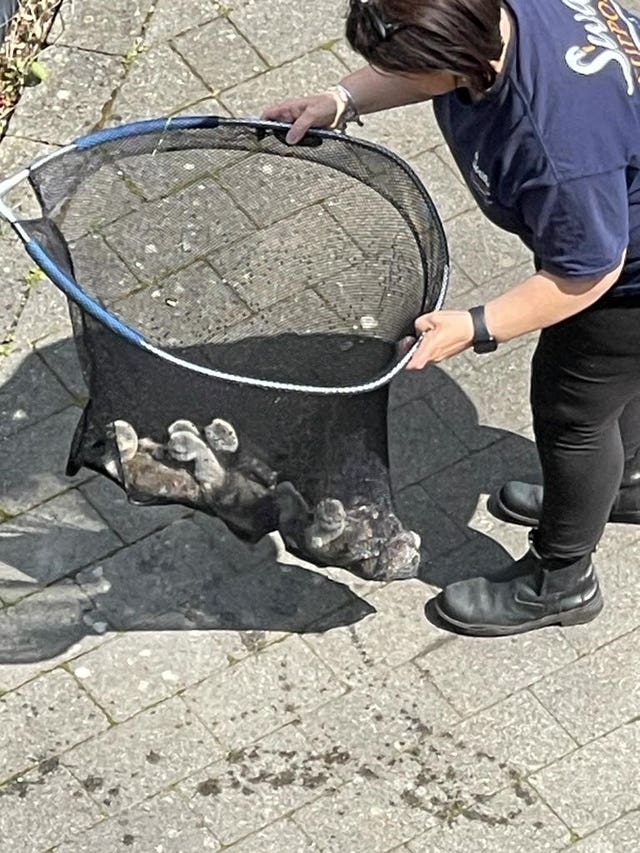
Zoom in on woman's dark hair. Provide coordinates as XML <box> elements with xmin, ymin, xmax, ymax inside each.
<box><xmin>346</xmin><ymin>0</ymin><xmax>503</xmax><ymax>93</ymax></box>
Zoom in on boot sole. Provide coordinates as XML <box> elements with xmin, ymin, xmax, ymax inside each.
<box><xmin>487</xmin><ymin>493</ymin><xmax>640</xmax><ymax>528</ymax></box>
<box><xmin>431</xmin><ymin>587</ymin><xmax>604</xmax><ymax>638</ymax></box>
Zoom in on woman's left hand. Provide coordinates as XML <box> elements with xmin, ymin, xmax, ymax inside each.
<box><xmin>406</xmin><ymin>310</ymin><xmax>475</xmax><ymax>369</ymax></box>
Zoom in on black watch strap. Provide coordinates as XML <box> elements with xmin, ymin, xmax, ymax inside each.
<box><xmin>469</xmin><ymin>305</ymin><xmax>497</xmax><ymax>354</ymax></box>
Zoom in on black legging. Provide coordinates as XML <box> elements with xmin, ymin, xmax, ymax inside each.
<box><xmin>531</xmin><ymin>297</ymin><xmax>640</xmax><ymax>561</ymax></box>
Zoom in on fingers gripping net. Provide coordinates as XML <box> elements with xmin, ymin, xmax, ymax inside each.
<box><xmin>7</xmin><ymin>117</ymin><xmax>449</xmax><ymax>580</ymax></box>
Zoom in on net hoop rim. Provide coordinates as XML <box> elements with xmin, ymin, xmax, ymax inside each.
<box><xmin>0</xmin><ymin>114</ymin><xmax>450</xmax><ymax>395</ymax></box>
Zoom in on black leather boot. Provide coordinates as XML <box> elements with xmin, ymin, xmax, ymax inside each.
<box><xmin>488</xmin><ymin>478</ymin><xmax>640</xmax><ymax>527</ymax></box>
<box><xmin>432</xmin><ymin>548</ymin><xmax>603</xmax><ymax>637</ymax></box>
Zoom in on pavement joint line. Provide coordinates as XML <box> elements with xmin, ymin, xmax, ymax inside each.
<box><xmin>525</xmin><ymin>775</ymin><xmax>577</xmax><ymax>838</ymax></box>
<box><xmin>524</xmin><ymin>686</ymin><xmax>581</xmax><ymax>748</ymax></box>
<box><xmin>32</xmin><ymin>345</ymin><xmax>84</xmax><ymax>404</ymax></box>
<box><xmin>557</xmin><ymin>808</ymin><xmax>640</xmax><ymax>850</ymax></box>
<box><xmin>0</xmin><ymin>472</ymin><xmax>101</xmax><ymax>530</ymax></box>
<box><xmin>226</xmin><ymin>13</ymin><xmax>273</xmax><ymax>71</ymax></box>
<box><xmin>167</xmin><ymin>40</ymin><xmax>221</xmax><ymax>97</ymax></box>
<box><xmin>62</xmin><ymin>660</ymin><xmax>120</xmax><ymax>725</ymax></box>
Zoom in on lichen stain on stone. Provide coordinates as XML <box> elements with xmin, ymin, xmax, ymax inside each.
<box><xmin>197</xmin><ymin>778</ymin><xmax>222</xmax><ymax>797</ymax></box>
<box><xmin>82</xmin><ymin>775</ymin><xmax>104</xmax><ymax>792</ymax></box>
<box><xmin>38</xmin><ymin>757</ymin><xmax>59</xmax><ymax>775</ymax></box>
<box><xmin>512</xmin><ymin>781</ymin><xmax>536</xmax><ymax>805</ymax></box>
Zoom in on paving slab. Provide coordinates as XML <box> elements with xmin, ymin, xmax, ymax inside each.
<box><xmin>294</xmin><ymin>661</ymin><xmax>460</xmax><ymax>780</ymax></box>
<box><xmin>562</xmin><ymin>537</ymin><xmax>640</xmax><ymax>656</ymax></box>
<box><xmin>0</xmin><ymin>668</ymin><xmax>109</xmax><ymax>782</ymax></box>
<box><xmin>79</xmin><ymin>475</ymin><xmax>191</xmax><ymax>545</ymax></box>
<box><xmin>302</xmin><ymin>581</ymin><xmax>447</xmax><ymax>688</ymax></box>
<box><xmin>0</xmin><ymin>488</ymin><xmax>122</xmax><ymax>604</ymax></box>
<box><xmin>445</xmin><ymin>206</ymin><xmax>532</xmax><ymax>285</ymax></box>
<box><xmin>225</xmin><ymin>819</ymin><xmax>319</xmax><ymax>853</ymax></box>
<box><xmin>0</xmin><ymin>345</ymin><xmax>72</xmax><ymax>439</ymax></box>
<box><xmin>109</xmin><ymin>44</ymin><xmax>212</xmax><ymax>124</ymax></box>
<box><xmin>531</xmin><ymin>720</ymin><xmax>640</xmax><ymax>836</ymax></box>
<box><xmin>34</xmin><ymin>336</ymin><xmax>87</xmax><ymax>401</ymax></box>
<box><xmin>11</xmin><ymin>275</ymin><xmax>73</xmax><ymax>348</ymax></box>
<box><xmin>0</xmin><ymin>760</ymin><xmax>103</xmax><ymax>853</ymax></box>
<box><xmin>393</xmin><ymin>483</ymin><xmax>471</xmax><ymax>563</ymax></box>
<box><xmin>55</xmin><ymin>0</ymin><xmax>154</xmax><ymax>54</ymax></box>
<box><xmin>416</xmin><ymin>629</ymin><xmax>577</xmax><ymax>717</ymax></box>
<box><xmin>8</xmin><ymin>46</ymin><xmax>124</xmax><ymax>145</ymax></box>
<box><xmin>221</xmin><ymin>49</ymin><xmax>346</xmax><ymax>117</ymax></box>
<box><xmin>356</xmin><ymin>102</ymin><xmax>444</xmax><ymax>160</ymax></box>
<box><xmin>0</xmin><ymin>407</ymin><xmax>90</xmax><ymax>517</ymax></box>
<box><xmin>408</xmin><ymin>148</ymin><xmax>476</xmax><ymax>223</ymax></box>
<box><xmin>178</xmin><ymin>721</ymin><xmax>344</xmax><ymax>847</ymax></box>
<box><xmin>407</xmin><ymin>785</ymin><xmax>569</xmax><ymax>853</ymax></box>
<box><xmin>568</xmin><ymin>811</ymin><xmax>640</xmax><ymax>853</ymax></box>
<box><xmin>229</xmin><ymin>0</ymin><xmax>344</xmax><ymax>66</ymax></box>
<box><xmin>66</xmin><ymin>629</ymin><xmax>273</xmax><ymax>723</ymax></box>
<box><xmin>389</xmin><ymin>396</ymin><xmax>469</xmax><ymax>490</ymax></box>
<box><xmin>531</xmin><ymin>627</ymin><xmax>640</xmax><ymax>745</ymax></box>
<box><xmin>62</xmin><ymin>696</ymin><xmax>221</xmax><ymax>815</ymax></box>
<box><xmin>143</xmin><ymin>0</ymin><xmax>220</xmax><ymax>45</ymax></box>
<box><xmin>172</xmin><ymin>18</ymin><xmax>267</xmax><ymax>92</ymax></box>
<box><xmin>182</xmin><ymin>635</ymin><xmax>344</xmax><ymax>748</ymax></box>
<box><xmin>54</xmin><ymin>790</ymin><xmax>221</xmax><ymax>852</ymax></box>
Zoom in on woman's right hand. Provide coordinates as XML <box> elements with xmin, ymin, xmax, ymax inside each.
<box><xmin>261</xmin><ymin>93</ymin><xmax>339</xmax><ymax>145</ymax></box>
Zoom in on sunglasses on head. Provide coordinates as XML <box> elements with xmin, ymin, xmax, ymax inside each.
<box><xmin>351</xmin><ymin>0</ymin><xmax>404</xmax><ymax>41</ymax></box>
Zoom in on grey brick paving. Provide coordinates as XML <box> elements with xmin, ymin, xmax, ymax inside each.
<box><xmin>56</xmin><ymin>0</ymin><xmax>154</xmax><ymax>55</ymax></box>
<box><xmin>416</xmin><ymin>630</ymin><xmax>577</xmax><ymax>716</ymax></box>
<box><xmin>143</xmin><ymin>0</ymin><xmax>220</xmax><ymax>46</ymax></box>
<box><xmin>109</xmin><ymin>44</ymin><xmax>212</xmax><ymax>124</ymax></box>
<box><xmin>172</xmin><ymin>18</ymin><xmax>267</xmax><ymax>92</ymax></box>
<box><xmin>0</xmin><ymin>346</ymin><xmax>72</xmax><ymax>438</ymax></box>
<box><xmin>531</xmin><ymin>720</ymin><xmax>640</xmax><ymax>836</ymax></box>
<box><xmin>532</xmin><ymin>627</ymin><xmax>640</xmax><ymax>745</ymax></box>
<box><xmin>62</xmin><ymin>696</ymin><xmax>222</xmax><ymax>814</ymax></box>
<box><xmin>407</xmin><ymin>786</ymin><xmax>569</xmax><ymax>853</ymax></box>
<box><xmin>225</xmin><ymin>819</ymin><xmax>319</xmax><ymax>853</ymax></box>
<box><xmin>182</xmin><ymin>636</ymin><xmax>344</xmax><ymax>748</ymax></box>
<box><xmin>0</xmin><ymin>668</ymin><xmax>110</xmax><ymax>782</ymax></box>
<box><xmin>0</xmin><ymin>489</ymin><xmax>122</xmax><ymax>604</ymax></box>
<box><xmin>0</xmin><ymin>407</ymin><xmax>90</xmax><ymax>516</ymax></box>
<box><xmin>178</xmin><ymin>721</ymin><xmax>345</xmax><ymax>846</ymax></box>
<box><xmin>568</xmin><ymin>812</ymin><xmax>640</xmax><ymax>852</ymax></box>
<box><xmin>562</xmin><ymin>538</ymin><xmax>640</xmax><ymax>656</ymax></box>
<box><xmin>0</xmin><ymin>760</ymin><xmax>104</xmax><ymax>853</ymax></box>
<box><xmin>229</xmin><ymin>0</ymin><xmax>344</xmax><ymax>66</ymax></box>
<box><xmin>67</xmin><ymin>629</ymin><xmax>267</xmax><ymax>723</ymax></box>
<box><xmin>409</xmin><ymin>148</ymin><xmax>476</xmax><ymax>222</ymax></box>
<box><xmin>33</xmin><ymin>336</ymin><xmax>87</xmax><ymax>401</ymax></box>
<box><xmin>8</xmin><ymin>46</ymin><xmax>124</xmax><ymax>144</ymax></box>
<box><xmin>358</xmin><ymin>102</ymin><xmax>444</xmax><ymax>159</ymax></box>
<box><xmin>221</xmin><ymin>49</ymin><xmax>346</xmax><ymax>117</ymax></box>
<box><xmin>54</xmin><ymin>790</ymin><xmax>221</xmax><ymax>852</ymax></box>
<box><xmin>79</xmin><ymin>475</ymin><xmax>191</xmax><ymax>545</ymax></box>
<box><xmin>1</xmin><ymin>0</ymin><xmax>640</xmax><ymax>849</ymax></box>
<box><xmin>302</xmin><ymin>581</ymin><xmax>446</xmax><ymax>685</ymax></box>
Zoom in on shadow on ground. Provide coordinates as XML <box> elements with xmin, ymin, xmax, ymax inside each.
<box><xmin>0</xmin><ymin>339</ymin><xmax>540</xmax><ymax>662</ymax></box>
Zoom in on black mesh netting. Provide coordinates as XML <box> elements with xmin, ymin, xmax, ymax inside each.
<box><xmin>16</xmin><ymin>119</ymin><xmax>448</xmax><ymax>580</ymax></box>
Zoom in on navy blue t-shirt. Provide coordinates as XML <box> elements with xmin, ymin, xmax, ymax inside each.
<box><xmin>433</xmin><ymin>0</ymin><xmax>640</xmax><ymax>294</ymax></box>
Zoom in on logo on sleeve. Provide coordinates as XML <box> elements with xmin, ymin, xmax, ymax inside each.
<box><xmin>561</xmin><ymin>0</ymin><xmax>640</xmax><ymax>95</ymax></box>
<box><xmin>470</xmin><ymin>151</ymin><xmax>491</xmax><ymax>197</ymax></box>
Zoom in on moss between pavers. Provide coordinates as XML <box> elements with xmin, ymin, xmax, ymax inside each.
<box><xmin>0</xmin><ymin>0</ymin><xmax>62</xmax><ymax>138</ymax></box>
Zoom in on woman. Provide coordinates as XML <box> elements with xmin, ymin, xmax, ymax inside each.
<box><xmin>262</xmin><ymin>0</ymin><xmax>640</xmax><ymax>636</ymax></box>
